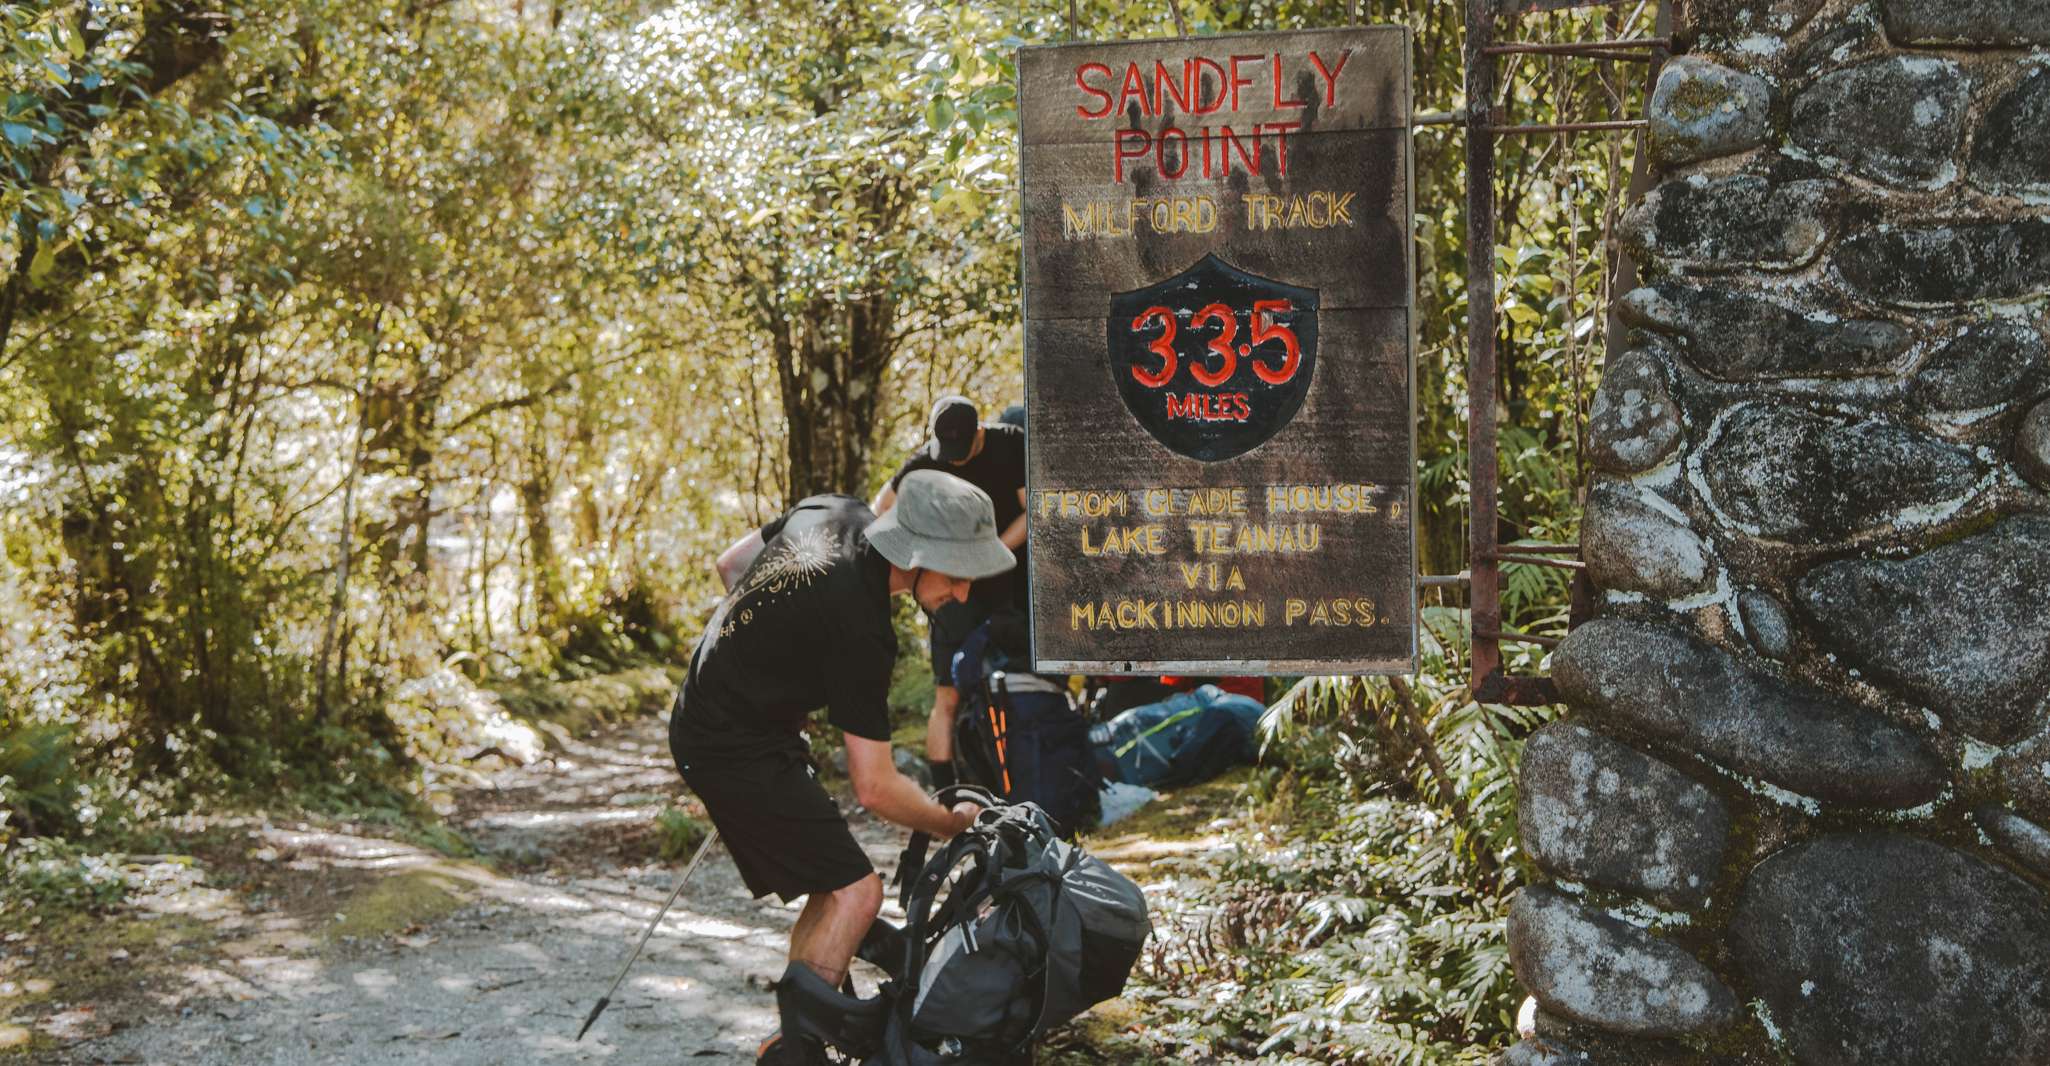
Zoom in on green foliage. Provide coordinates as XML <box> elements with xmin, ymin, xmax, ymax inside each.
<box><xmin>0</xmin><ymin>723</ymin><xmax>79</xmax><ymax>840</ymax></box>
<box><xmin>1143</xmin><ymin>796</ymin><xmax>1519</xmax><ymax>1064</ymax></box>
<box><xmin>887</xmin><ymin>596</ymin><xmax>938</xmax><ymax>729</ymax></box>
<box><xmin>0</xmin><ymin>837</ymin><xmax>131</xmax><ymax>914</ymax></box>
<box><xmin>654</xmin><ymin>806</ymin><xmax>712</xmax><ymax>862</ymax></box>
<box><xmin>1124</xmin><ymin>605</ymin><xmax>1553</xmax><ymax>1063</ymax></box>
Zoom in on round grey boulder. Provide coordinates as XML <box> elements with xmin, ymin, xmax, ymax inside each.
<box><xmin>1581</xmin><ymin>487</ymin><xmax>1715</xmax><ymax>600</ymax></box>
<box><xmin>2020</xmin><ymin>399</ymin><xmax>2050</xmax><ymax>490</ymax></box>
<box><xmin>1911</xmin><ymin>319</ymin><xmax>2049</xmax><ymax>417</ymax></box>
<box><xmin>1791</xmin><ymin>56</ymin><xmax>1968</xmax><ymax>189</ymax></box>
<box><xmin>1553</xmin><ymin>618</ymin><xmax>1944</xmax><ymax>807</ymax></box>
<box><xmin>1621</xmin><ymin>175</ymin><xmax>1839</xmax><ymax>274</ymax></box>
<box><xmin>1690</xmin><ymin>0</ymin><xmax>1829</xmax><ymax>47</ymax></box>
<box><xmin>1588</xmin><ymin>347</ymin><xmax>1684</xmax><ymax>474</ymax></box>
<box><xmin>1738</xmin><ymin>589</ymin><xmax>1796</xmax><ymax>661</ymax></box>
<box><xmin>1518</xmin><ymin>722</ymin><xmax>1730</xmax><ymax>907</ymax></box>
<box><xmin>1698</xmin><ymin>403</ymin><xmax>1984</xmax><ymax>545</ymax></box>
<box><xmin>1649</xmin><ymin>58</ymin><xmax>1772</xmax><ymax>168</ymax></box>
<box><xmin>1977</xmin><ymin>807</ymin><xmax>2050</xmax><ymax>880</ymax></box>
<box><xmin>1618</xmin><ymin>282</ymin><xmax>1907</xmax><ymax>381</ymax></box>
<box><xmin>1881</xmin><ymin>0</ymin><xmax>2050</xmax><ymax>46</ymax></box>
<box><xmin>1730</xmin><ymin>832</ymin><xmax>2050</xmax><ymax>1066</ymax></box>
<box><xmin>1972</xmin><ymin>67</ymin><xmax>2050</xmax><ymax>198</ymax></box>
<box><xmin>1797</xmin><ymin>514</ymin><xmax>2050</xmax><ymax>743</ymax></box>
<box><xmin>1835</xmin><ymin>221</ymin><xmax>2050</xmax><ymax>308</ymax></box>
<box><xmin>1508</xmin><ymin>886</ymin><xmax>1739</xmax><ymax>1038</ymax></box>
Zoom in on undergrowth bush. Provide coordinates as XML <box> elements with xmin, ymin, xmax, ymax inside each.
<box><xmin>0</xmin><ymin>723</ymin><xmax>81</xmax><ymax>840</ymax></box>
<box><xmin>0</xmin><ymin>838</ymin><xmax>131</xmax><ymax>915</ymax></box>
<box><xmin>655</xmin><ymin>806</ymin><xmax>712</xmax><ymax>861</ymax></box>
<box><xmin>1129</xmin><ymin>616</ymin><xmax>1555</xmax><ymax>1065</ymax></box>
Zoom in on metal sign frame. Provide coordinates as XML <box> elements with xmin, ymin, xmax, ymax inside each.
<box><xmin>1458</xmin><ymin>0</ymin><xmax>1668</xmax><ymax>704</ymax></box>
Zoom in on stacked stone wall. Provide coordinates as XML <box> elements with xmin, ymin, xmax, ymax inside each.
<box><xmin>1502</xmin><ymin>0</ymin><xmax>2050</xmax><ymax>1062</ymax></box>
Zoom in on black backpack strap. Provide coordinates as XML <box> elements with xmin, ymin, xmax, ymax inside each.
<box><xmin>892</xmin><ymin>784</ymin><xmax>1002</xmax><ymax>907</ymax></box>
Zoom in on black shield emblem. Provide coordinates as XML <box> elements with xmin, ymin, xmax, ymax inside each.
<box><xmin>1107</xmin><ymin>254</ymin><xmax>1319</xmax><ymax>462</ymax></box>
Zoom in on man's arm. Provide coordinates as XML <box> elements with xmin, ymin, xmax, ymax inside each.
<box><xmin>844</xmin><ymin>734</ymin><xmax>975</xmax><ymax>837</ymax></box>
<box><xmin>713</xmin><ymin>528</ymin><xmax>766</xmax><ymax>592</ymax></box>
<box><xmin>1000</xmin><ymin>487</ymin><xmax>1028</xmax><ymax>550</ymax></box>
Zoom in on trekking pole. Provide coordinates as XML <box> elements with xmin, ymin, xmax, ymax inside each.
<box><xmin>576</xmin><ymin>827</ymin><xmax>722</xmax><ymax>1042</ymax></box>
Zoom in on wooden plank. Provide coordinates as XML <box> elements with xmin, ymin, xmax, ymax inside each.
<box><xmin>1018</xmin><ymin>28</ymin><xmax>1412</xmax><ymax>146</ymax></box>
<box><xmin>1020</xmin><ymin>129</ymin><xmax>1411</xmax><ymax>319</ymax></box>
<box><xmin>1020</xmin><ymin>27</ymin><xmax>1416</xmax><ymax>676</ymax></box>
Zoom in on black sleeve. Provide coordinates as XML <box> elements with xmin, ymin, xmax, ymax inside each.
<box><xmin>992</xmin><ymin>425</ymin><xmax>1027</xmax><ymax>494</ymax></box>
<box><xmin>889</xmin><ymin>453</ymin><xmax>933</xmax><ymax>491</ymax></box>
<box><xmin>974</xmin><ymin>425</ymin><xmax>1027</xmax><ymax>515</ymax></box>
<box><xmin>826</xmin><ymin>623</ymin><xmax>896</xmax><ymax>742</ymax></box>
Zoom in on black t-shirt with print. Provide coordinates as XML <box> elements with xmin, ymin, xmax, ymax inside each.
<box><xmin>670</xmin><ymin>495</ymin><xmax>896</xmax><ymax>764</ymax></box>
<box><xmin>889</xmin><ymin>422</ymin><xmax>1028</xmax><ymax>603</ymax></box>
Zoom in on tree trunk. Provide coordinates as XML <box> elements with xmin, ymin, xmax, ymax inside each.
<box><xmin>771</xmin><ymin>292</ymin><xmax>898</xmax><ymax>502</ymax></box>
<box><xmin>519</xmin><ymin>458</ymin><xmax>568</xmax><ymax>638</ymax></box>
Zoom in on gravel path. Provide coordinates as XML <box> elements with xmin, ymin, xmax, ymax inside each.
<box><xmin>35</xmin><ymin>716</ymin><xmax>906</xmax><ymax>1065</ymax></box>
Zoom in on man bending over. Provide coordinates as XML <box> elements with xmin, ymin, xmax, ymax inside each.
<box><xmin>670</xmin><ymin>470</ymin><xmax>1015</xmax><ymax>1066</ymax></box>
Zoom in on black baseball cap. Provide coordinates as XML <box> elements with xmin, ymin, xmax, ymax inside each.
<box><xmin>928</xmin><ymin>395</ymin><xmax>979</xmax><ymax>462</ymax></box>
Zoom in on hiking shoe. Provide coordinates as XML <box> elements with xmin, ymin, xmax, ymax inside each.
<box><xmin>756</xmin><ymin>1032</ymin><xmax>831</xmax><ymax>1066</ymax></box>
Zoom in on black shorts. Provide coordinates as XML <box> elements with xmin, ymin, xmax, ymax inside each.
<box><xmin>677</xmin><ymin>753</ymin><xmax>874</xmax><ymax>903</ymax></box>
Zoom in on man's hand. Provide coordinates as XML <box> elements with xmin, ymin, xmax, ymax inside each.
<box><xmin>948</xmin><ymin>801</ymin><xmax>982</xmax><ymax>836</ymax></box>
<box><xmin>846</xmin><ymin>734</ymin><xmax>980</xmax><ymax>838</ymax></box>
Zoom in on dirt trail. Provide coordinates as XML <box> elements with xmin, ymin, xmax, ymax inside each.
<box><xmin>26</xmin><ymin>717</ymin><xmax>907</xmax><ymax>1065</ymax></box>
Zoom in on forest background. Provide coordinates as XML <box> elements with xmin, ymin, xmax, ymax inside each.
<box><xmin>0</xmin><ymin>0</ymin><xmax>1652</xmax><ymax>1061</ymax></box>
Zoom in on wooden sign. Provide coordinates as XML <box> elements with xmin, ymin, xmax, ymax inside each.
<box><xmin>1020</xmin><ymin>27</ymin><xmax>1416</xmax><ymax>675</ymax></box>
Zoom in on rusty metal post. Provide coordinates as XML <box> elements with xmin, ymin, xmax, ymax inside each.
<box><xmin>1464</xmin><ymin>0</ymin><xmax>1504</xmax><ymax>702</ymax></box>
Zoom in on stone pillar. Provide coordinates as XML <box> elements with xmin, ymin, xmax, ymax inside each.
<box><xmin>1502</xmin><ymin>1</ymin><xmax>2050</xmax><ymax>1063</ymax></box>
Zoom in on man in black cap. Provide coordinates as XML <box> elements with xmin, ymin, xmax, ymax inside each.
<box><xmin>870</xmin><ymin>395</ymin><xmax>1027</xmax><ymax>793</ymax></box>
<box><xmin>672</xmin><ymin>470</ymin><xmax>1015</xmax><ymax>1065</ymax></box>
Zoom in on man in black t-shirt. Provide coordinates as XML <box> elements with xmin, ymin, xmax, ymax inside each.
<box><xmin>871</xmin><ymin>396</ymin><xmax>1027</xmax><ymax>793</ymax></box>
<box><xmin>669</xmin><ymin>471</ymin><xmax>1014</xmax><ymax>1066</ymax></box>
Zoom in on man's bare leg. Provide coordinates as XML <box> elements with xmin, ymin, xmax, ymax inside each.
<box><xmin>788</xmin><ymin>872</ymin><xmax>883</xmax><ymax>987</ymax></box>
<box><xmin>787</xmin><ymin>893</ymin><xmax>830</xmax><ymax>970</ymax></box>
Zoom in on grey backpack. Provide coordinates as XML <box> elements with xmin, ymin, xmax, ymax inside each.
<box><xmin>874</xmin><ymin>786</ymin><xmax>1152</xmax><ymax>1064</ymax></box>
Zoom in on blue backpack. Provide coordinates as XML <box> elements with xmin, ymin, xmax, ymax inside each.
<box><xmin>1090</xmin><ymin>685</ymin><xmax>1266</xmax><ymax>790</ymax></box>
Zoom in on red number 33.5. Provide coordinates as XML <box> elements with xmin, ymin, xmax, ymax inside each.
<box><xmin>1128</xmin><ymin>301</ymin><xmax>1300</xmax><ymax>388</ymax></box>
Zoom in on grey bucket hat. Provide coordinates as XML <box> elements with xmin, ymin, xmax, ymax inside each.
<box><xmin>866</xmin><ymin>469</ymin><xmax>1017</xmax><ymax>580</ymax></box>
